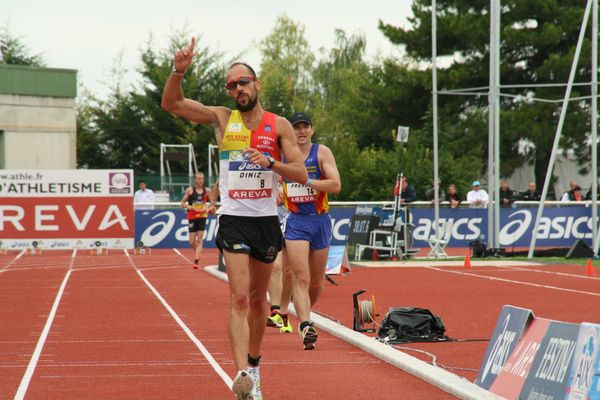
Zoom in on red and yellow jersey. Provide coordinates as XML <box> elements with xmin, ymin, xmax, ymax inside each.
<box><xmin>283</xmin><ymin>143</ymin><xmax>329</xmax><ymax>215</ymax></box>
<box><xmin>187</xmin><ymin>187</ymin><xmax>209</xmax><ymax>220</ymax></box>
<box><xmin>217</xmin><ymin>110</ymin><xmax>282</xmax><ymax>217</ymax></box>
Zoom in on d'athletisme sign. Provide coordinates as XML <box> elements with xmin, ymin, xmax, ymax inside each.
<box><xmin>0</xmin><ymin>170</ymin><xmax>134</xmax><ymax>249</ymax></box>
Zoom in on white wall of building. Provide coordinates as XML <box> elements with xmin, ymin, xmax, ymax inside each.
<box><xmin>0</xmin><ymin>94</ymin><xmax>76</xmax><ymax>169</ymax></box>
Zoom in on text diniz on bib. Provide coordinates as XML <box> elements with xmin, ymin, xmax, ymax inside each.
<box><xmin>227</xmin><ymin>151</ymin><xmax>273</xmax><ymax>199</ymax></box>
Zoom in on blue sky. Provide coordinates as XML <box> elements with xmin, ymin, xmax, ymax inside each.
<box><xmin>3</xmin><ymin>0</ymin><xmax>413</xmax><ymax>99</ymax></box>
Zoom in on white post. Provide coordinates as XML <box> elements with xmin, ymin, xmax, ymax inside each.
<box><xmin>188</xmin><ymin>143</ymin><xmax>193</xmax><ymax>187</ymax></box>
<box><xmin>593</xmin><ymin>0</ymin><xmax>598</xmax><ymax>256</ymax></box>
<box><xmin>160</xmin><ymin>143</ymin><xmax>165</xmax><ymax>191</ymax></box>
<box><xmin>432</xmin><ymin>0</ymin><xmax>441</xmax><ymax>246</ymax></box>
<box><xmin>492</xmin><ymin>0</ymin><xmax>501</xmax><ymax>249</ymax></box>
<box><xmin>487</xmin><ymin>0</ymin><xmax>498</xmax><ymax>247</ymax></box>
<box><xmin>528</xmin><ymin>0</ymin><xmax>593</xmax><ymax>258</ymax></box>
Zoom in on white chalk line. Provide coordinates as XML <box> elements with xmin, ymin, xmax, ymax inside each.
<box><xmin>0</xmin><ymin>250</ymin><xmax>26</xmax><ymax>273</ymax></box>
<box><xmin>426</xmin><ymin>266</ymin><xmax>600</xmax><ymax>297</ymax></box>
<box><xmin>124</xmin><ymin>249</ymin><xmax>233</xmax><ymax>390</ymax></box>
<box><xmin>14</xmin><ymin>249</ymin><xmax>76</xmax><ymax>400</ymax></box>
<box><xmin>497</xmin><ymin>264</ymin><xmax>600</xmax><ymax>281</ymax></box>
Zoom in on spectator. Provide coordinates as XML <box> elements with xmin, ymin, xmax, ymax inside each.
<box><xmin>446</xmin><ymin>184</ymin><xmax>462</xmax><ymax>209</ymax></box>
<box><xmin>425</xmin><ymin>180</ymin><xmax>446</xmax><ymax>203</ymax></box>
<box><xmin>585</xmin><ymin>180</ymin><xmax>600</xmax><ymax>200</ymax></box>
<box><xmin>572</xmin><ymin>186</ymin><xmax>584</xmax><ymax>201</ymax></box>
<box><xmin>466</xmin><ymin>180</ymin><xmax>489</xmax><ymax>208</ymax></box>
<box><xmin>521</xmin><ymin>182</ymin><xmax>541</xmax><ymax>201</ymax></box>
<box><xmin>499</xmin><ymin>179</ymin><xmax>514</xmax><ymax>206</ymax></box>
<box><xmin>560</xmin><ymin>180</ymin><xmax>579</xmax><ymax>202</ymax></box>
<box><xmin>134</xmin><ymin>180</ymin><xmax>155</xmax><ymax>210</ymax></box>
<box><xmin>399</xmin><ymin>177</ymin><xmax>416</xmax><ymax>204</ymax></box>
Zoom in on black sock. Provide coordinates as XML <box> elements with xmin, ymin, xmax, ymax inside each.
<box><xmin>248</xmin><ymin>354</ymin><xmax>261</xmax><ymax>368</ymax></box>
<box><xmin>270</xmin><ymin>305</ymin><xmax>280</xmax><ymax>314</ymax></box>
<box><xmin>299</xmin><ymin>321</ymin><xmax>312</xmax><ymax>331</ymax></box>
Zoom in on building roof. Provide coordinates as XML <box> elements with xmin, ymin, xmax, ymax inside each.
<box><xmin>0</xmin><ymin>63</ymin><xmax>77</xmax><ymax>98</ymax></box>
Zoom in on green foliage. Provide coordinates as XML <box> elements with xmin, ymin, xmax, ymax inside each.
<box><xmin>75</xmin><ymin>5</ymin><xmax>598</xmax><ymax>201</ymax></box>
<box><xmin>379</xmin><ymin>0</ymin><xmax>595</xmax><ymax>190</ymax></box>
<box><xmin>77</xmin><ymin>30</ymin><xmax>232</xmax><ymax>174</ymax></box>
<box><xmin>0</xmin><ymin>24</ymin><xmax>44</xmax><ymax>66</ymax></box>
<box><xmin>259</xmin><ymin>14</ymin><xmax>314</xmax><ymax>116</ymax></box>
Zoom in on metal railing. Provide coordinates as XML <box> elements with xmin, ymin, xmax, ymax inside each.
<box><xmin>134</xmin><ymin>200</ymin><xmax>598</xmax><ymax>210</ymax></box>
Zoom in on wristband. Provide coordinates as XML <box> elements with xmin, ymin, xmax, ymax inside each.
<box><xmin>307</xmin><ymin>178</ymin><xmax>313</xmax><ymax>187</ymax></box>
<box><xmin>171</xmin><ymin>66</ymin><xmax>185</xmax><ymax>76</ymax></box>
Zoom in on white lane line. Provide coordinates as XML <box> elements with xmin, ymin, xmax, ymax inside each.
<box><xmin>500</xmin><ymin>265</ymin><xmax>600</xmax><ymax>281</ymax></box>
<box><xmin>0</xmin><ymin>250</ymin><xmax>26</xmax><ymax>274</ymax></box>
<box><xmin>124</xmin><ymin>249</ymin><xmax>233</xmax><ymax>389</ymax></box>
<box><xmin>426</xmin><ymin>266</ymin><xmax>600</xmax><ymax>297</ymax></box>
<box><xmin>172</xmin><ymin>248</ymin><xmax>193</xmax><ymax>264</ymax></box>
<box><xmin>14</xmin><ymin>249</ymin><xmax>76</xmax><ymax>400</ymax></box>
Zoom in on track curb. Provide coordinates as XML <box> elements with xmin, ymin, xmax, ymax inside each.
<box><xmin>204</xmin><ymin>265</ymin><xmax>504</xmax><ymax>400</ymax></box>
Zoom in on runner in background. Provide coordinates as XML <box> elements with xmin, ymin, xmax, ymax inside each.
<box><xmin>266</xmin><ymin>178</ymin><xmax>288</xmax><ymax>329</ymax></box>
<box><xmin>280</xmin><ymin>112</ymin><xmax>341</xmax><ymax>349</ymax></box>
<box><xmin>181</xmin><ymin>172</ymin><xmax>215</xmax><ymax>269</ymax></box>
<box><xmin>162</xmin><ymin>37</ymin><xmax>307</xmax><ymax>400</ymax></box>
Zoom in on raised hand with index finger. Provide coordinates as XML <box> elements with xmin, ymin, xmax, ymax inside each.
<box><xmin>173</xmin><ymin>37</ymin><xmax>197</xmax><ymax>75</ymax></box>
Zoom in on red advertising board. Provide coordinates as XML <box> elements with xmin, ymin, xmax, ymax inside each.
<box><xmin>0</xmin><ymin>170</ymin><xmax>134</xmax><ymax>250</ymax></box>
<box><xmin>490</xmin><ymin>318</ymin><xmax>552</xmax><ymax>399</ymax></box>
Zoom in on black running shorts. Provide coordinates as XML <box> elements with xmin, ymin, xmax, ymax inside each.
<box><xmin>188</xmin><ymin>218</ymin><xmax>207</xmax><ymax>233</ymax></box>
<box><xmin>216</xmin><ymin>214</ymin><xmax>283</xmax><ymax>263</ymax></box>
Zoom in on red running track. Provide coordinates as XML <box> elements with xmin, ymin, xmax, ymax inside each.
<box><xmin>0</xmin><ymin>249</ymin><xmax>454</xmax><ymax>399</ymax></box>
<box><xmin>314</xmin><ymin>262</ymin><xmax>600</xmax><ymax>382</ymax></box>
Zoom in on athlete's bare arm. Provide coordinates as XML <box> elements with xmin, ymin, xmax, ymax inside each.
<box><xmin>209</xmin><ymin>180</ymin><xmax>220</xmax><ymax>202</ymax></box>
<box><xmin>242</xmin><ymin>117</ymin><xmax>307</xmax><ymax>184</ymax></box>
<box><xmin>313</xmin><ymin>145</ymin><xmax>341</xmax><ymax>195</ymax></box>
<box><xmin>161</xmin><ymin>37</ymin><xmax>230</xmax><ymax>136</ymax></box>
<box><xmin>180</xmin><ymin>187</ymin><xmax>192</xmax><ymax>209</ymax></box>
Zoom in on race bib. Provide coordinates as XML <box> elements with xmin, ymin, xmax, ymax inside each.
<box><xmin>286</xmin><ymin>182</ymin><xmax>317</xmax><ymax>203</ymax></box>
<box><xmin>228</xmin><ymin>153</ymin><xmax>273</xmax><ymax>199</ymax></box>
<box><xmin>191</xmin><ymin>201</ymin><xmax>206</xmax><ymax>211</ymax></box>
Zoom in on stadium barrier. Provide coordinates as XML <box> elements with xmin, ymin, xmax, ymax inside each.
<box><xmin>134</xmin><ymin>202</ymin><xmax>600</xmax><ymax>249</ymax></box>
<box><xmin>476</xmin><ymin>305</ymin><xmax>599</xmax><ymax>399</ymax></box>
<box><xmin>0</xmin><ymin>170</ymin><xmax>135</xmax><ymax>250</ymax></box>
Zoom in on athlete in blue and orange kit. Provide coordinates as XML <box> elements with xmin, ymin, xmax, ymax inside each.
<box><xmin>280</xmin><ymin>112</ymin><xmax>341</xmax><ymax>349</ymax></box>
<box><xmin>162</xmin><ymin>38</ymin><xmax>307</xmax><ymax>400</ymax></box>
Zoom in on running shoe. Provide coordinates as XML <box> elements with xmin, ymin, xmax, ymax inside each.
<box><xmin>266</xmin><ymin>313</ymin><xmax>283</xmax><ymax>328</ymax></box>
<box><xmin>300</xmin><ymin>323</ymin><xmax>318</xmax><ymax>350</ymax></box>
<box><xmin>279</xmin><ymin>317</ymin><xmax>293</xmax><ymax>333</ymax></box>
<box><xmin>232</xmin><ymin>370</ymin><xmax>254</xmax><ymax>400</ymax></box>
<box><xmin>248</xmin><ymin>367</ymin><xmax>262</xmax><ymax>400</ymax></box>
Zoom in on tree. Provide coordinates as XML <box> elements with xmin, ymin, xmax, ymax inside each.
<box><xmin>259</xmin><ymin>15</ymin><xmax>315</xmax><ymax>116</ymax></box>
<box><xmin>380</xmin><ymin>1</ymin><xmax>596</xmax><ymax>190</ymax></box>
<box><xmin>77</xmin><ymin>31</ymin><xmax>232</xmax><ymax>175</ymax></box>
<box><xmin>0</xmin><ymin>24</ymin><xmax>44</xmax><ymax>66</ymax></box>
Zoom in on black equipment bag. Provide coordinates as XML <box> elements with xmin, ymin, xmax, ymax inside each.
<box><xmin>377</xmin><ymin>307</ymin><xmax>449</xmax><ymax>343</ymax></box>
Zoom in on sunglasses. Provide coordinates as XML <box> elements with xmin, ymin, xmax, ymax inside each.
<box><xmin>225</xmin><ymin>76</ymin><xmax>256</xmax><ymax>91</ymax></box>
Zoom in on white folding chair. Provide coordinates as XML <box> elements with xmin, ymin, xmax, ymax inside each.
<box><xmin>426</xmin><ymin>221</ymin><xmax>453</xmax><ymax>258</ymax></box>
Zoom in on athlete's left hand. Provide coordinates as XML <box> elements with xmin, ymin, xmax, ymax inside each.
<box><xmin>243</xmin><ymin>147</ymin><xmax>269</xmax><ymax>168</ymax></box>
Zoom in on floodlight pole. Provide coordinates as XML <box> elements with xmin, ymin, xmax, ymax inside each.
<box><xmin>528</xmin><ymin>0</ymin><xmax>593</xmax><ymax>258</ymax></box>
<box><xmin>493</xmin><ymin>0</ymin><xmax>501</xmax><ymax>250</ymax></box>
<box><xmin>432</xmin><ymin>0</ymin><xmax>441</xmax><ymax>243</ymax></box>
<box><xmin>592</xmin><ymin>0</ymin><xmax>598</xmax><ymax>256</ymax></box>
<box><xmin>487</xmin><ymin>0</ymin><xmax>499</xmax><ymax>248</ymax></box>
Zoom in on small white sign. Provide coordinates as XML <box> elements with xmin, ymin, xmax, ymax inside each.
<box><xmin>396</xmin><ymin>126</ymin><xmax>410</xmax><ymax>143</ymax></box>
